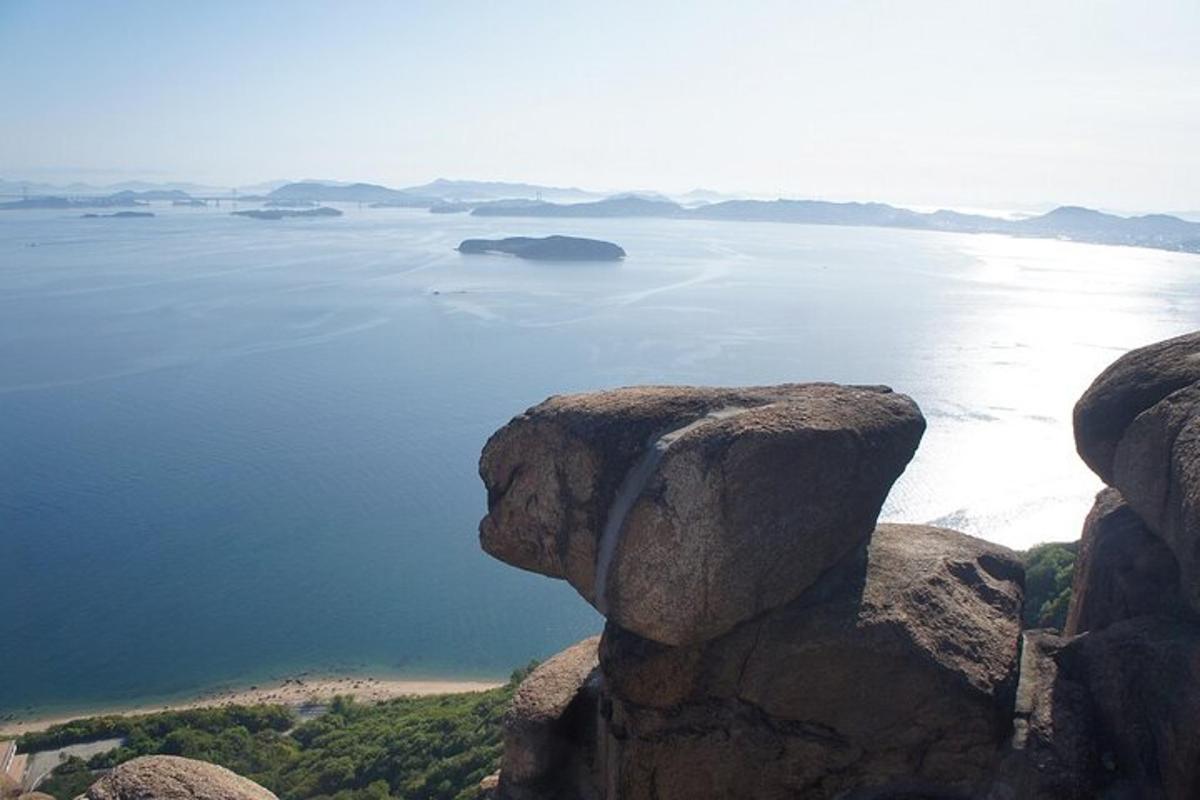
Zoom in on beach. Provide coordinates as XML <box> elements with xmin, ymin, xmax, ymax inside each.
<box><xmin>0</xmin><ymin>674</ymin><xmax>504</xmax><ymax>737</ymax></box>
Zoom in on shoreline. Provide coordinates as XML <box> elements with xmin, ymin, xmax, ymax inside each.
<box><xmin>0</xmin><ymin>673</ymin><xmax>505</xmax><ymax>738</ymax></box>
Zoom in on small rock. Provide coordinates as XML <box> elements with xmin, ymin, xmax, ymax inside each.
<box><xmin>502</xmin><ymin>636</ymin><xmax>601</xmax><ymax>791</ymax></box>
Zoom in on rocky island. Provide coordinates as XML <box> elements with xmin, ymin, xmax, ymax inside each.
<box><xmin>456</xmin><ymin>235</ymin><xmax>625</xmax><ymax>261</ymax></box>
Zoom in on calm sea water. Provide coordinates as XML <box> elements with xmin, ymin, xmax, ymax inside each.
<box><xmin>2</xmin><ymin>205</ymin><xmax>1198</xmax><ymax>716</ymax></box>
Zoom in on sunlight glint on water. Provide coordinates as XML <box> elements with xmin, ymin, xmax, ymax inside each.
<box><xmin>1</xmin><ymin>206</ymin><xmax>1197</xmax><ymax>715</ymax></box>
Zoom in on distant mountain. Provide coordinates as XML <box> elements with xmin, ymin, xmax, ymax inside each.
<box><xmin>402</xmin><ymin>178</ymin><xmax>600</xmax><ymax>202</ymax></box>
<box><xmin>466</xmin><ymin>196</ymin><xmax>1200</xmax><ymax>255</ymax></box>
<box><xmin>235</xmin><ymin>179</ymin><xmax>296</xmax><ymax>194</ymax></box>
<box><xmin>472</xmin><ymin>195</ymin><xmax>684</xmax><ymax>218</ymax></box>
<box><xmin>0</xmin><ymin>194</ymin><xmax>149</xmax><ymax>210</ymax></box>
<box><xmin>267</xmin><ymin>181</ymin><xmax>434</xmax><ymax>206</ymax></box>
<box><xmin>689</xmin><ymin>199</ymin><xmax>929</xmax><ymax>227</ymax></box>
<box><xmin>1008</xmin><ymin>206</ymin><xmax>1200</xmax><ymax>246</ymax></box>
<box><xmin>3</xmin><ymin>173</ymin><xmax>1196</xmax><ymax>255</ymax></box>
<box><xmin>674</xmin><ymin>188</ymin><xmax>742</xmax><ymax>205</ymax></box>
<box><xmin>0</xmin><ymin>178</ymin><xmax>227</xmax><ymax>197</ymax></box>
<box><xmin>108</xmin><ymin>189</ymin><xmax>194</xmax><ymax>202</ymax></box>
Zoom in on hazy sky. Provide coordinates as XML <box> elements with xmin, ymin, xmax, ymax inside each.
<box><xmin>1</xmin><ymin>0</ymin><xmax>1197</xmax><ymax>210</ymax></box>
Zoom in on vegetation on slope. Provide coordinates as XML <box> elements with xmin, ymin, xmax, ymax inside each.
<box><xmin>1021</xmin><ymin>541</ymin><xmax>1078</xmax><ymax>630</ymax></box>
<box><xmin>17</xmin><ymin>705</ymin><xmax>295</xmax><ymax>752</ymax></box>
<box><xmin>23</xmin><ymin>538</ymin><xmax>1086</xmax><ymax>800</ymax></box>
<box><xmin>28</xmin><ymin>666</ymin><xmax>533</xmax><ymax>800</ymax></box>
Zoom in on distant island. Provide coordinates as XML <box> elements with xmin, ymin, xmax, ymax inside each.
<box><xmin>0</xmin><ymin>188</ymin><xmax>193</xmax><ymax>210</ymax></box>
<box><xmin>268</xmin><ymin>181</ymin><xmax>433</xmax><ymax>206</ymax></box>
<box><xmin>3</xmin><ymin>176</ymin><xmax>1199</xmax><ymax>254</ymax></box>
<box><xmin>1</xmin><ymin>196</ymin><xmax>149</xmax><ymax>210</ymax></box>
<box><xmin>231</xmin><ymin>206</ymin><xmax>343</xmax><ymax>220</ymax></box>
<box><xmin>262</xmin><ymin>179</ymin><xmax>1198</xmax><ymax>255</ymax></box>
<box><xmin>471</xmin><ymin>194</ymin><xmax>681</xmax><ymax>219</ymax></box>
<box><xmin>428</xmin><ymin>201</ymin><xmax>473</xmax><ymax>214</ymax></box>
<box><xmin>80</xmin><ymin>211</ymin><xmax>155</xmax><ymax>219</ymax></box>
<box><xmin>262</xmin><ymin>198</ymin><xmax>318</xmax><ymax>208</ymax></box>
<box><xmin>457</xmin><ymin>235</ymin><xmax>626</xmax><ymax>261</ymax></box>
<box><xmin>467</xmin><ymin>196</ymin><xmax>1200</xmax><ymax>254</ymax></box>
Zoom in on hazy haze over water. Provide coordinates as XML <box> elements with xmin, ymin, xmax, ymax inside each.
<box><xmin>2</xmin><ymin>205</ymin><xmax>1199</xmax><ymax>715</ymax></box>
<box><xmin>2</xmin><ymin>0</ymin><xmax>1198</xmax><ymax>211</ymax></box>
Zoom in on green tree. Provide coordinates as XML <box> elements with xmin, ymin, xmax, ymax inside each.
<box><xmin>1022</xmin><ymin>541</ymin><xmax>1078</xmax><ymax>629</ymax></box>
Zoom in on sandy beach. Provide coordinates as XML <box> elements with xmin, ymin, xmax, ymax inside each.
<box><xmin>0</xmin><ymin>674</ymin><xmax>504</xmax><ymax>738</ymax></box>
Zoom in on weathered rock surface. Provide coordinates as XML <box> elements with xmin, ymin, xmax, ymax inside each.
<box><xmin>482</xmin><ymin>337</ymin><xmax>1200</xmax><ymax>800</ymax></box>
<box><xmin>85</xmin><ymin>756</ymin><xmax>278</xmax><ymax>800</ymax></box>
<box><xmin>598</xmin><ymin>524</ymin><xmax>1024</xmax><ymax>799</ymax></box>
<box><xmin>1072</xmin><ymin>617</ymin><xmax>1200</xmax><ymax>800</ymax></box>
<box><xmin>501</xmin><ymin>635</ymin><xmax>602</xmax><ymax>798</ymax></box>
<box><xmin>1109</xmin><ymin>381</ymin><xmax>1200</xmax><ymax>614</ymax></box>
<box><xmin>478</xmin><ymin>771</ymin><xmax>501</xmax><ymax>798</ymax></box>
<box><xmin>990</xmin><ymin>618</ymin><xmax>1200</xmax><ymax>800</ymax></box>
<box><xmin>1064</xmin><ymin>488</ymin><xmax>1182</xmax><ymax>635</ymax></box>
<box><xmin>1074</xmin><ymin>330</ymin><xmax>1200</xmax><ymax>484</ymax></box>
<box><xmin>479</xmin><ymin>384</ymin><xmax>924</xmax><ymax>645</ymax></box>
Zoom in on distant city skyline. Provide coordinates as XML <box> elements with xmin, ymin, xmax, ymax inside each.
<box><xmin>1</xmin><ymin>0</ymin><xmax>1197</xmax><ymax>212</ymax></box>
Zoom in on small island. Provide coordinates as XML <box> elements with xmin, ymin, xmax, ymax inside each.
<box><xmin>263</xmin><ymin>199</ymin><xmax>318</xmax><ymax>208</ymax></box>
<box><xmin>80</xmin><ymin>211</ymin><xmax>155</xmax><ymax>219</ymax></box>
<box><xmin>456</xmin><ymin>235</ymin><xmax>625</xmax><ymax>261</ymax></box>
<box><xmin>232</xmin><ymin>206</ymin><xmax>343</xmax><ymax>220</ymax></box>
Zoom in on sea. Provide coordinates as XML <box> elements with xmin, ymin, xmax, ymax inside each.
<box><xmin>2</xmin><ymin>204</ymin><xmax>1198</xmax><ymax>717</ymax></box>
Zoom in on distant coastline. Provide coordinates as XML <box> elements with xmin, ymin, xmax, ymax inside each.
<box><xmin>3</xmin><ymin>177</ymin><xmax>1199</xmax><ymax>255</ymax></box>
<box><xmin>0</xmin><ymin>672</ymin><xmax>503</xmax><ymax>737</ymax></box>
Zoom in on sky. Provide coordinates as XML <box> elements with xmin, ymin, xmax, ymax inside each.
<box><xmin>0</xmin><ymin>0</ymin><xmax>1197</xmax><ymax>211</ymax></box>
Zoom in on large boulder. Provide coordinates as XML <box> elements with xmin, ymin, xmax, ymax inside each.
<box><xmin>479</xmin><ymin>384</ymin><xmax>924</xmax><ymax>645</ymax></box>
<box><xmin>991</xmin><ymin>619</ymin><xmax>1200</xmax><ymax>800</ymax></box>
<box><xmin>598</xmin><ymin>524</ymin><xmax>1025</xmax><ymax>799</ymax></box>
<box><xmin>1068</xmin><ymin>617</ymin><xmax>1200</xmax><ymax>800</ymax></box>
<box><xmin>1110</xmin><ymin>381</ymin><xmax>1200</xmax><ymax>615</ymax></box>
<box><xmin>1074</xmin><ymin>330</ymin><xmax>1200</xmax><ymax>484</ymax></box>
<box><xmin>85</xmin><ymin>756</ymin><xmax>277</xmax><ymax>800</ymax></box>
<box><xmin>500</xmin><ymin>636</ymin><xmax>602</xmax><ymax>799</ymax></box>
<box><xmin>1064</xmin><ymin>488</ymin><xmax>1182</xmax><ymax>635</ymax></box>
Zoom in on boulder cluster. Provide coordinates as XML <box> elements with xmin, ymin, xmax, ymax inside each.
<box><xmin>1001</xmin><ymin>331</ymin><xmax>1200</xmax><ymax>799</ymax></box>
<box><xmin>479</xmin><ymin>333</ymin><xmax>1200</xmax><ymax>800</ymax></box>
